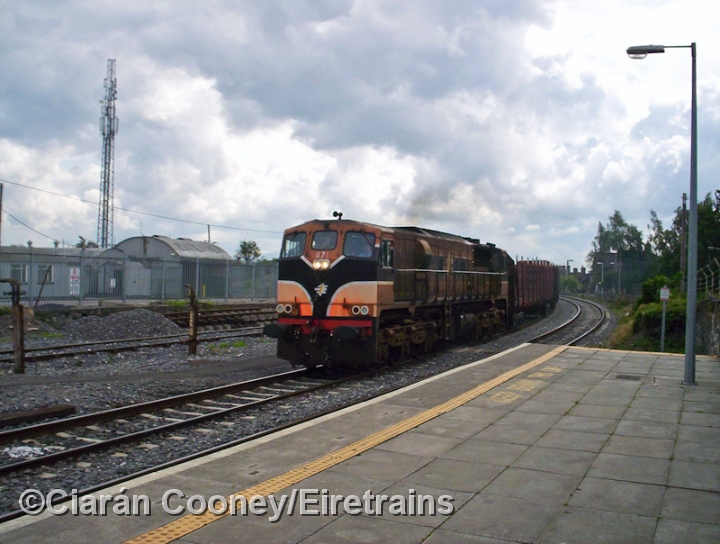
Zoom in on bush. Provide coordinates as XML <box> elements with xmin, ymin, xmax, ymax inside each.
<box><xmin>633</xmin><ymin>298</ymin><xmax>686</xmax><ymax>350</ymax></box>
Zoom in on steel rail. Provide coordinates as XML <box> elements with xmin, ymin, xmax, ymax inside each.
<box><xmin>0</xmin><ymin>370</ymin><xmax>368</xmax><ymax>477</ymax></box>
<box><xmin>564</xmin><ymin>296</ymin><xmax>607</xmax><ymax>346</ymax></box>
<box><xmin>0</xmin><ymin>378</ymin><xmax>403</xmax><ymax>525</ymax></box>
<box><xmin>0</xmin><ymin>326</ymin><xmax>264</xmax><ymax>363</ymax></box>
<box><xmin>527</xmin><ymin>297</ymin><xmax>582</xmax><ymax>343</ymax></box>
<box><xmin>0</xmin><ymin>368</ymin><xmax>307</xmax><ymax>445</ymax></box>
<box><xmin>528</xmin><ymin>296</ymin><xmax>606</xmax><ymax>346</ymax></box>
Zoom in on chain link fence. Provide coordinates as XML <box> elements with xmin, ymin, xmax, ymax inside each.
<box><xmin>0</xmin><ymin>248</ymin><xmax>277</xmax><ymax>307</ymax></box>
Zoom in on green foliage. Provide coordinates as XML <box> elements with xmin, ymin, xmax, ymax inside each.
<box><xmin>632</xmin><ymin>298</ymin><xmax>687</xmax><ymax>352</ymax></box>
<box><xmin>32</xmin><ymin>331</ymin><xmax>63</xmax><ymax>340</ymax></box>
<box><xmin>0</xmin><ymin>306</ymin><xmax>11</xmax><ymax>316</ymax></box>
<box><xmin>636</xmin><ymin>275</ymin><xmax>673</xmax><ymax>307</ymax></box>
<box><xmin>560</xmin><ymin>275</ymin><xmax>582</xmax><ymax>293</ymax></box>
<box><xmin>166</xmin><ymin>300</ymin><xmax>188</xmax><ymax>311</ymax></box>
<box><xmin>651</xmin><ymin>190</ymin><xmax>720</xmax><ymax>278</ymax></box>
<box><xmin>587</xmin><ymin>210</ymin><xmax>655</xmax><ymax>293</ymax></box>
<box><xmin>235</xmin><ymin>240</ymin><xmax>262</xmax><ymax>264</ymax></box>
<box><xmin>206</xmin><ymin>339</ymin><xmax>247</xmax><ymax>354</ymax></box>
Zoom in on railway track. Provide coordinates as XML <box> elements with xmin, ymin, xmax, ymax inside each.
<box><xmin>0</xmin><ymin>369</ymin><xmax>353</xmax><ymax>477</ymax></box>
<box><xmin>531</xmin><ymin>296</ymin><xmax>606</xmax><ymax>346</ymax></box>
<box><xmin>162</xmin><ymin>305</ymin><xmax>277</xmax><ymax>330</ymax></box>
<box><xmin>0</xmin><ymin>296</ymin><xmax>609</xmax><ymax>522</ymax></box>
<box><xmin>0</xmin><ymin>304</ymin><xmax>276</xmax><ymax>365</ymax></box>
<box><xmin>0</xmin><ymin>325</ymin><xmax>264</xmax><ymax>364</ymax></box>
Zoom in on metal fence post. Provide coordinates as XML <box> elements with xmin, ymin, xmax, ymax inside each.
<box><xmin>27</xmin><ymin>246</ymin><xmax>34</xmax><ymax>306</ymax></box>
<box><xmin>225</xmin><ymin>259</ymin><xmax>230</xmax><ymax>302</ymax></box>
<box><xmin>252</xmin><ymin>262</ymin><xmax>256</xmax><ymax>301</ymax></box>
<box><xmin>185</xmin><ymin>284</ymin><xmax>198</xmax><ymax>355</ymax></box>
<box><xmin>123</xmin><ymin>254</ymin><xmax>127</xmax><ymax>303</ymax></box>
<box><xmin>1</xmin><ymin>279</ymin><xmax>25</xmax><ymax>373</ymax></box>
<box><xmin>79</xmin><ymin>249</ymin><xmax>84</xmax><ymax>305</ymax></box>
<box><xmin>195</xmin><ymin>257</ymin><xmax>200</xmax><ymax>300</ymax></box>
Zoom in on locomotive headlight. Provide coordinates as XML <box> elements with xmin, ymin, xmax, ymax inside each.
<box><xmin>360</xmin><ymin>305</ymin><xmax>369</xmax><ymax>315</ymax></box>
<box><xmin>284</xmin><ymin>304</ymin><xmax>293</xmax><ymax>314</ymax></box>
<box><xmin>351</xmin><ymin>305</ymin><xmax>361</xmax><ymax>315</ymax></box>
<box><xmin>312</xmin><ymin>259</ymin><xmax>330</xmax><ymax>270</ymax></box>
<box><xmin>276</xmin><ymin>303</ymin><xmax>285</xmax><ymax>313</ymax></box>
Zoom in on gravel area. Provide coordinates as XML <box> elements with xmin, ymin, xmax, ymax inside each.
<box><xmin>0</xmin><ymin>298</ymin><xmax>612</xmax><ymax>517</ymax></box>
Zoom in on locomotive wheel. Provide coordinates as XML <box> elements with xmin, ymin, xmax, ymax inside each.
<box><xmin>378</xmin><ymin>343</ymin><xmax>390</xmax><ymax>365</ymax></box>
<box><xmin>401</xmin><ymin>339</ymin><xmax>412</xmax><ymax>360</ymax></box>
<box><xmin>424</xmin><ymin>333</ymin><xmax>435</xmax><ymax>353</ymax></box>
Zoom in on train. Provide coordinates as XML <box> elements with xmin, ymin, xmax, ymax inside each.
<box><xmin>264</xmin><ymin>216</ymin><xmax>559</xmax><ymax>369</ymax></box>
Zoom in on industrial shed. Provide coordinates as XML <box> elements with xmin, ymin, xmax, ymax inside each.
<box><xmin>0</xmin><ymin>236</ymin><xmax>275</xmax><ymax>305</ymax></box>
<box><xmin>114</xmin><ymin>236</ymin><xmax>233</xmax><ymax>298</ymax></box>
<box><xmin>114</xmin><ymin>236</ymin><xmax>231</xmax><ymax>260</ymax></box>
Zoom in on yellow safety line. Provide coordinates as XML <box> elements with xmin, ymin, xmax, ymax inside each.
<box><xmin>125</xmin><ymin>345</ymin><xmax>567</xmax><ymax>544</ymax></box>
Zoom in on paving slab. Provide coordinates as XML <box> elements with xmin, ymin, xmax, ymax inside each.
<box><xmin>567</xmin><ymin>403</ymin><xmax>626</xmax><ymax>419</ymax></box>
<box><xmin>667</xmin><ymin>459</ymin><xmax>720</xmax><ymax>492</ymax></box>
<box><xmin>653</xmin><ymin>519</ymin><xmax>720</xmax><ymax>544</ymax></box>
<box><xmin>397</xmin><ymin>458</ymin><xmax>503</xmax><ymax>494</ymax></box>
<box><xmin>586</xmin><ymin>452</ymin><xmax>670</xmax><ymax>485</ymax></box>
<box><xmin>510</xmin><ymin>445</ymin><xmax>597</xmax><ymax>475</ymax></box>
<box><xmin>441</xmin><ymin>494</ymin><xmax>562</xmax><ymax>543</ymax></box>
<box><xmin>535</xmin><ymin>429</ymin><xmax>610</xmax><ymax>452</ymax></box>
<box><xmin>568</xmin><ymin>477</ymin><xmax>665</xmax><ymax>517</ymax></box>
<box><xmin>601</xmin><ymin>435</ymin><xmax>675</xmax><ymax>459</ymax></box>
<box><xmin>661</xmin><ymin>487</ymin><xmax>720</xmax><ymax>525</ymax></box>
<box><xmin>541</xmin><ymin>506</ymin><xmax>657</xmax><ymax>543</ymax></box>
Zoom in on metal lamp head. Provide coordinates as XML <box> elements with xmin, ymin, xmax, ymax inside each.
<box><xmin>626</xmin><ymin>45</ymin><xmax>665</xmax><ymax>59</ymax></box>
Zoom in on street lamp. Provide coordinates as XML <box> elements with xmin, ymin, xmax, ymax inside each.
<box><xmin>566</xmin><ymin>260</ymin><xmax>573</xmax><ymax>293</ymax></box>
<box><xmin>627</xmin><ymin>43</ymin><xmax>697</xmax><ymax>385</ymax></box>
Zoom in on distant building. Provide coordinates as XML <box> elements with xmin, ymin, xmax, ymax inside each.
<box><xmin>0</xmin><ymin>236</ymin><xmax>237</xmax><ymax>303</ymax></box>
<box><xmin>114</xmin><ymin>235</ymin><xmax>231</xmax><ymax>260</ymax></box>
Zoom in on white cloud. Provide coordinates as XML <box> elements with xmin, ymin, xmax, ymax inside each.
<box><xmin>0</xmin><ymin>0</ymin><xmax>718</xmax><ymax>269</ymax></box>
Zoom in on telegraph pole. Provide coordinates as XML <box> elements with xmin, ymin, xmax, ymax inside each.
<box><xmin>98</xmin><ymin>59</ymin><xmax>118</xmax><ymax>248</ymax></box>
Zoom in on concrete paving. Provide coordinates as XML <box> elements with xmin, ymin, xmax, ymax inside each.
<box><xmin>1</xmin><ymin>343</ymin><xmax>718</xmax><ymax>544</ymax></box>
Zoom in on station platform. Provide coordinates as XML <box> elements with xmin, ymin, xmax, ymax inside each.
<box><xmin>1</xmin><ymin>343</ymin><xmax>718</xmax><ymax>544</ymax></box>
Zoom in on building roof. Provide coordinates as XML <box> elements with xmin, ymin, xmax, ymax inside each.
<box><xmin>116</xmin><ymin>236</ymin><xmax>232</xmax><ymax>260</ymax></box>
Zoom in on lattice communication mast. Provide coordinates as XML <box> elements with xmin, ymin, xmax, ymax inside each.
<box><xmin>98</xmin><ymin>59</ymin><xmax>118</xmax><ymax>248</ymax></box>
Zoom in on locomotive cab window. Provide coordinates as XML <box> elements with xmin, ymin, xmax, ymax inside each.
<box><xmin>280</xmin><ymin>232</ymin><xmax>307</xmax><ymax>258</ymax></box>
<box><xmin>380</xmin><ymin>240</ymin><xmax>394</xmax><ymax>267</ymax></box>
<box><xmin>344</xmin><ymin>232</ymin><xmax>375</xmax><ymax>258</ymax></box>
<box><xmin>311</xmin><ymin>230</ymin><xmax>338</xmax><ymax>250</ymax></box>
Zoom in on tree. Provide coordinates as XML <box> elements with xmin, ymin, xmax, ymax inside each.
<box><xmin>587</xmin><ymin>210</ymin><xmax>653</xmax><ymax>293</ymax></box>
<box><xmin>235</xmin><ymin>240</ymin><xmax>262</xmax><ymax>264</ymax></box>
<box><xmin>650</xmin><ymin>191</ymin><xmax>720</xmax><ymax>279</ymax></box>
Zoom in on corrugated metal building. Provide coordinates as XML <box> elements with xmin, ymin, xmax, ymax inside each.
<box><xmin>0</xmin><ymin>236</ymin><xmax>276</xmax><ymax>305</ymax></box>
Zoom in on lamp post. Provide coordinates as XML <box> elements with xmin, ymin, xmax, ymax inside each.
<box><xmin>566</xmin><ymin>260</ymin><xmax>573</xmax><ymax>293</ymax></box>
<box><xmin>627</xmin><ymin>43</ymin><xmax>697</xmax><ymax>385</ymax></box>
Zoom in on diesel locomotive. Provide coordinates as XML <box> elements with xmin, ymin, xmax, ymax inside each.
<box><xmin>264</xmin><ymin>216</ymin><xmax>559</xmax><ymax>369</ymax></box>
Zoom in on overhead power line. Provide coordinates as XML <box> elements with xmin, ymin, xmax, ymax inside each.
<box><xmin>0</xmin><ymin>177</ymin><xmax>283</xmax><ymax>234</ymax></box>
<box><xmin>1</xmin><ymin>208</ymin><xmax>59</xmax><ymax>244</ymax></box>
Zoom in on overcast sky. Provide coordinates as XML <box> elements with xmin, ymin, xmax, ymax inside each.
<box><xmin>1</xmin><ymin>0</ymin><xmax>718</xmax><ymax>269</ymax></box>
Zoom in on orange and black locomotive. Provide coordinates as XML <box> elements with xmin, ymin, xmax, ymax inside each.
<box><xmin>264</xmin><ymin>215</ymin><xmax>558</xmax><ymax>369</ymax></box>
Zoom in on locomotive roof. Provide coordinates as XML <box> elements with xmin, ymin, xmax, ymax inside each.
<box><xmin>286</xmin><ymin>219</ymin><xmax>501</xmax><ymax>251</ymax></box>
